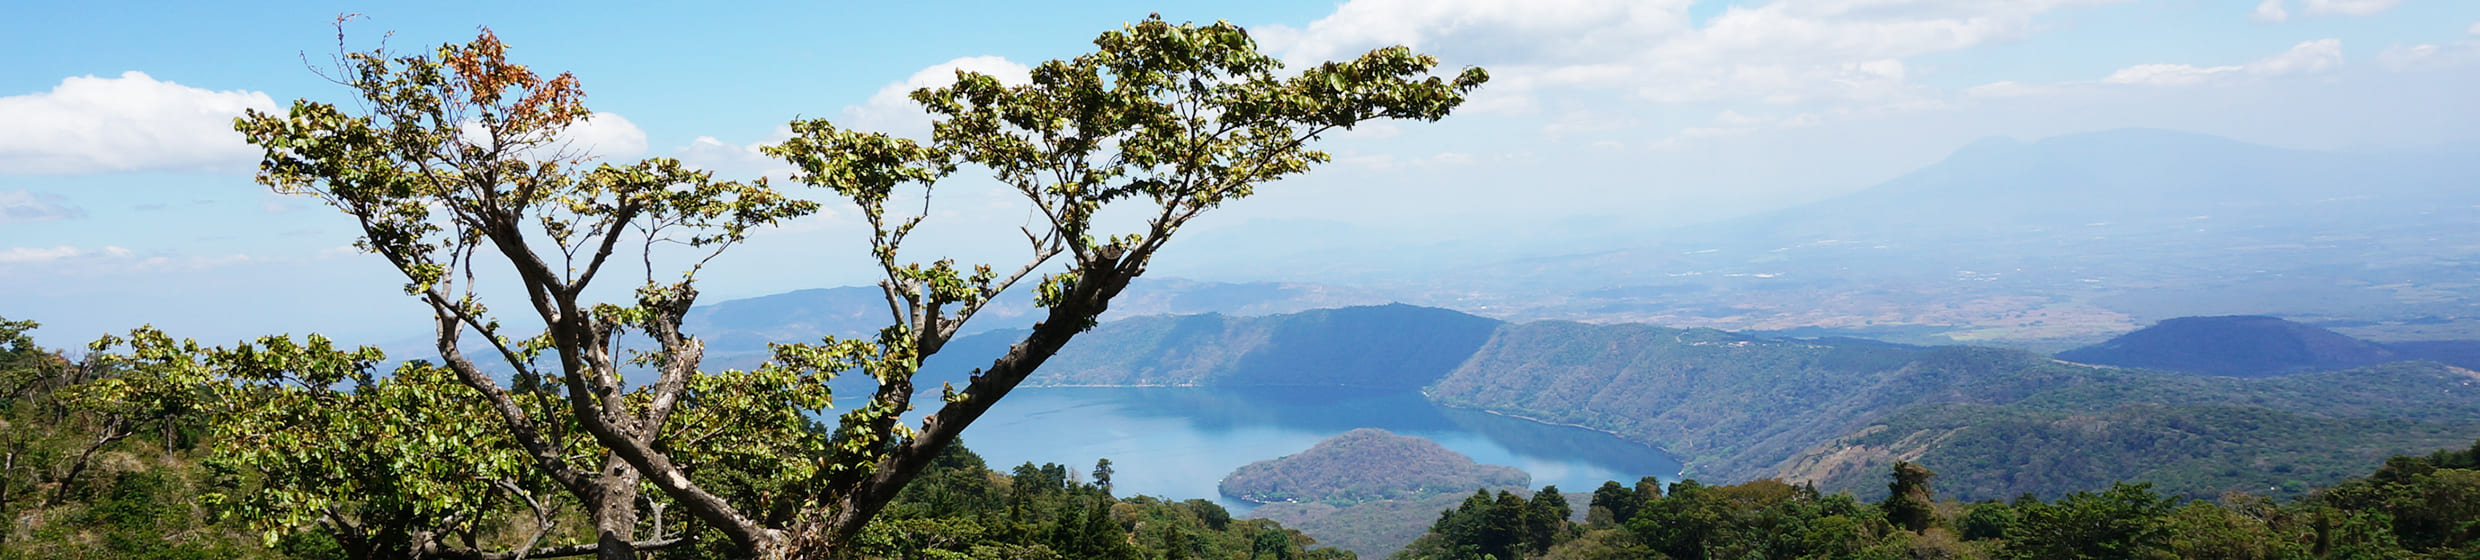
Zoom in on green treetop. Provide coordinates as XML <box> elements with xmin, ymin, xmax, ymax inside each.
<box><xmin>230</xmin><ymin>14</ymin><xmax>1483</xmax><ymax>560</ymax></box>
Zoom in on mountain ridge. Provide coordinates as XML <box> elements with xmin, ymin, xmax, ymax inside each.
<box><xmin>2054</xmin><ymin>315</ymin><xmax>2401</xmax><ymax>377</ymax></box>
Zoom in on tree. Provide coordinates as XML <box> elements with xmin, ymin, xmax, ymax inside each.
<box><xmin>1524</xmin><ymin>485</ymin><xmax>1570</xmax><ymax>553</ymax></box>
<box><xmin>1588</xmin><ymin>481</ymin><xmax>1635</xmax><ymax>526</ymax></box>
<box><xmin>234</xmin><ymin>14</ymin><xmax>1484</xmax><ymax>559</ymax></box>
<box><xmin>1094</xmin><ymin>458</ymin><xmax>1114</xmax><ymax>496</ymax></box>
<box><xmin>36</xmin><ymin>327</ymin><xmax>211</xmax><ymax>510</ymax></box>
<box><xmin>2006</xmin><ymin>482</ymin><xmax>2178</xmax><ymax>559</ymax></box>
<box><xmin>200</xmin><ymin>334</ymin><xmax>606</xmax><ymax>560</ymax></box>
<box><xmin>1883</xmin><ymin>461</ymin><xmax>1937</xmax><ymax>533</ymax></box>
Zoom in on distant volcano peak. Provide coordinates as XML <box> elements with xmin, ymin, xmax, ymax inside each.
<box><xmin>2055</xmin><ymin>315</ymin><xmax>2398</xmax><ymax>378</ymax></box>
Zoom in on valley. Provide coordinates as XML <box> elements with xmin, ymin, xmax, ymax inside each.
<box><xmin>676</xmin><ymin>293</ymin><xmax>2480</xmax><ymax>556</ymax></box>
<box><xmin>550</xmin><ymin>128</ymin><xmax>2480</xmax><ymax>557</ymax></box>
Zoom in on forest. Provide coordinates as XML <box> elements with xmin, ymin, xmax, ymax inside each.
<box><xmin>1393</xmin><ymin>446</ymin><xmax>2480</xmax><ymax>560</ymax></box>
<box><xmin>1219</xmin><ymin>429</ymin><xmax>1529</xmax><ymax>506</ymax></box>
<box><xmin>10</xmin><ymin>311</ymin><xmax>2480</xmax><ymax>559</ymax></box>
<box><xmin>0</xmin><ymin>314</ymin><xmax>1352</xmax><ymax>559</ymax></box>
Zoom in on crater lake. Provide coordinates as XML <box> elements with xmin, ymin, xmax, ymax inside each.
<box><xmin>942</xmin><ymin>385</ymin><xmax>1684</xmax><ymax>511</ymax></box>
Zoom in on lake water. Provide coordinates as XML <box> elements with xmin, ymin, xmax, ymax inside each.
<box><xmin>945</xmin><ymin>386</ymin><xmax>1683</xmax><ymax>512</ymax></box>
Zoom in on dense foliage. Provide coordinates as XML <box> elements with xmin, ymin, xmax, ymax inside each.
<box><xmin>848</xmin><ymin>444</ymin><xmax>1355</xmax><ymax>560</ymax></box>
<box><xmin>0</xmin><ymin>319</ymin><xmax>1359</xmax><ymax>559</ymax></box>
<box><xmin>1426</xmin><ymin>322</ymin><xmax>2480</xmax><ymax>499</ymax></box>
<box><xmin>1220</xmin><ymin>429</ymin><xmax>1528</xmax><ymax>505</ymax></box>
<box><xmin>0</xmin><ymin>320</ymin><xmax>299</xmax><ymax>560</ymax></box>
<box><xmin>222</xmin><ymin>13</ymin><xmax>1484</xmax><ymax>558</ymax></box>
<box><xmin>1393</xmin><ymin>443</ymin><xmax>2480</xmax><ymax>560</ymax></box>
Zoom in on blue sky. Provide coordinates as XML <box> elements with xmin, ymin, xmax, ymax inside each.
<box><xmin>4</xmin><ymin>0</ymin><xmax>2478</xmax><ymax>347</ymax></box>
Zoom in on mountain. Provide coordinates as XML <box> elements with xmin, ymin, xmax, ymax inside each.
<box><xmin>1426</xmin><ymin>325</ymin><xmax>1993</xmax><ymax>483</ymax></box>
<box><xmin>693</xmin><ymin>291</ymin><xmax>2480</xmax><ymax>503</ymax></box>
<box><xmin>1219</xmin><ymin>428</ymin><xmax>1529</xmax><ymax>505</ymax></box>
<box><xmin>1776</xmin><ymin>361</ymin><xmax>2480</xmax><ymax>501</ymax></box>
<box><xmin>1422</xmin><ymin>319</ymin><xmax>2480</xmax><ymax>500</ymax></box>
<box><xmin>2389</xmin><ymin>340</ymin><xmax>2480</xmax><ymax>371</ymax></box>
<box><xmin>686</xmin><ymin>277</ymin><xmax>1398</xmax><ymax>372</ymax></box>
<box><xmin>1419</xmin><ymin>129</ymin><xmax>2480</xmax><ymax>347</ymax></box>
<box><xmin>799</xmin><ymin>303</ymin><xmax>1500</xmax><ymax>403</ymax></box>
<box><xmin>1017</xmin><ymin>304</ymin><xmax>1501</xmax><ymax>389</ymax></box>
<box><xmin>2054</xmin><ymin>315</ymin><xmax>2400</xmax><ymax>377</ymax></box>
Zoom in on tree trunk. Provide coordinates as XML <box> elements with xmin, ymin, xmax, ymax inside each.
<box><xmin>782</xmin><ymin>268</ymin><xmax>1140</xmax><ymax>557</ymax></box>
<box><xmin>593</xmin><ymin>457</ymin><xmax>643</xmax><ymax>560</ymax></box>
<box><xmin>0</xmin><ymin>446</ymin><xmax>15</xmax><ymax>546</ymax></box>
<box><xmin>48</xmin><ymin>421</ymin><xmax>127</xmax><ymax>507</ymax></box>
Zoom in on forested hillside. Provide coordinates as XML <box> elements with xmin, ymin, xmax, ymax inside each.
<box><xmin>1423</xmin><ymin>322</ymin><xmax>1935</xmax><ymax>483</ymax></box>
<box><xmin>1220</xmin><ymin>429</ymin><xmax>1529</xmax><ymax>505</ymax></box>
<box><xmin>1778</xmin><ymin>360</ymin><xmax>2480</xmax><ymax>501</ymax></box>
<box><xmin>1391</xmin><ymin>444</ymin><xmax>2480</xmax><ymax>560</ymax></box>
<box><xmin>1422</xmin><ymin>322</ymin><xmax>2480</xmax><ymax>500</ymax></box>
<box><xmin>1009</xmin><ymin>304</ymin><xmax>1501</xmax><ymax>389</ymax></box>
<box><xmin>879</xmin><ymin>303</ymin><xmax>2480</xmax><ymax>502</ymax></box>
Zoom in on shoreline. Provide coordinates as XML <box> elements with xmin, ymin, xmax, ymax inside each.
<box><xmin>1426</xmin><ymin>399</ymin><xmax>1693</xmax><ymax>477</ymax></box>
<box><xmin>1018</xmin><ymin>383</ymin><xmax>1688</xmax><ymax>460</ymax></box>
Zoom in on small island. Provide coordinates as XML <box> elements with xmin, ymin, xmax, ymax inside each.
<box><xmin>1220</xmin><ymin>428</ymin><xmax>1530</xmax><ymax>505</ymax></box>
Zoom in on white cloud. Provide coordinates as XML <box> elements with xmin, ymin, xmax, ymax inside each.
<box><xmin>2102</xmin><ymin>39</ymin><xmax>2343</xmax><ymax>86</ymax></box>
<box><xmin>0</xmin><ymin>245</ymin><xmax>127</xmax><ymax>264</ymax></box>
<box><xmin>1257</xmin><ymin>0</ymin><xmax>2128</xmax><ymax>111</ymax></box>
<box><xmin>1965</xmin><ymin>81</ymin><xmax>2060</xmax><ymax>98</ymax></box>
<box><xmin>2102</xmin><ymin>64</ymin><xmax>2241</xmax><ymax>87</ymax></box>
<box><xmin>674</xmin><ymin>130</ymin><xmax>794</xmax><ymax>181</ymax></box>
<box><xmin>459</xmin><ymin>111</ymin><xmax>647</xmax><ymax>162</ymax></box>
<box><xmin>0</xmin><ymin>245</ymin><xmax>84</xmax><ymax>263</ymax></box>
<box><xmin>841</xmin><ymin>56</ymin><xmax>1031</xmax><ymax>137</ymax></box>
<box><xmin>0</xmin><ymin>190</ymin><xmax>83</xmax><ymax>224</ymax></box>
<box><xmin>2469</xmin><ymin>20</ymin><xmax>2479</xmax><ymax>35</ymax></box>
<box><xmin>2378</xmin><ymin>37</ymin><xmax>2480</xmax><ymax>71</ymax></box>
<box><xmin>2254</xmin><ymin>0</ymin><xmax>2289</xmax><ymax>22</ymax></box>
<box><xmin>0</xmin><ymin>72</ymin><xmax>278</xmax><ymax>175</ymax></box>
<box><xmin>2251</xmin><ymin>39</ymin><xmax>2347</xmax><ymax>74</ymax></box>
<box><xmin>2301</xmin><ymin>0</ymin><xmax>2399</xmax><ymax>17</ymax></box>
<box><xmin>554</xmin><ymin>112</ymin><xmax>648</xmax><ymax>160</ymax></box>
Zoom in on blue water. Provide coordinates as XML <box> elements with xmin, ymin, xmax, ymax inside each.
<box><xmin>944</xmin><ymin>386</ymin><xmax>1683</xmax><ymax>512</ymax></box>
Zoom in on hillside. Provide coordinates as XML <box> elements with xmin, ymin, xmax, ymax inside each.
<box><xmin>1014</xmin><ymin>304</ymin><xmax>1501</xmax><ymax>389</ymax></box>
<box><xmin>1219</xmin><ymin>428</ymin><xmax>1529</xmax><ymax>505</ymax></box>
<box><xmin>1422</xmin><ymin>321</ymin><xmax>1931</xmax><ymax>482</ymax></box>
<box><xmin>695</xmin><ymin>293</ymin><xmax>2480</xmax><ymax>505</ymax></box>
<box><xmin>1250</xmin><ymin>493</ymin><xmax>1472</xmax><ymax>559</ymax></box>
<box><xmin>1425</xmin><ymin>320</ymin><xmax>2480</xmax><ymax>500</ymax></box>
<box><xmin>1391</xmin><ymin>442</ymin><xmax>2480</xmax><ymax>560</ymax></box>
<box><xmin>2389</xmin><ymin>339</ymin><xmax>2480</xmax><ymax>371</ymax></box>
<box><xmin>687</xmin><ymin>278</ymin><xmax>1398</xmax><ymax>372</ymax></box>
<box><xmin>2054</xmin><ymin>315</ymin><xmax>2398</xmax><ymax>377</ymax></box>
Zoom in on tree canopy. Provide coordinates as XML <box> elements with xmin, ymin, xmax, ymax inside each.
<box><xmin>226</xmin><ymin>14</ymin><xmax>1484</xmax><ymax>559</ymax></box>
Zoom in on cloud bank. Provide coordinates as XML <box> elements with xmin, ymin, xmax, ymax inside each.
<box><xmin>0</xmin><ymin>72</ymin><xmax>277</xmax><ymax>175</ymax></box>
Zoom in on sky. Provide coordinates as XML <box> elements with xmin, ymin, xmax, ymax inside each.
<box><xmin>4</xmin><ymin>0</ymin><xmax>2479</xmax><ymax>348</ymax></box>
